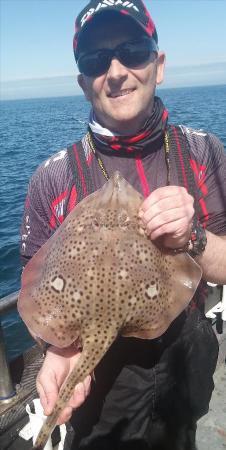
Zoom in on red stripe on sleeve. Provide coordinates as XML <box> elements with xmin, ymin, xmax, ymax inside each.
<box><xmin>190</xmin><ymin>159</ymin><xmax>208</xmax><ymax>196</ymax></box>
<box><xmin>135</xmin><ymin>156</ymin><xmax>150</xmax><ymax>198</ymax></box>
<box><xmin>49</xmin><ymin>190</ymin><xmax>68</xmax><ymax>229</ymax></box>
<box><xmin>199</xmin><ymin>198</ymin><xmax>209</xmax><ymax>228</ymax></box>
<box><xmin>68</xmin><ymin>185</ymin><xmax>77</xmax><ymax>213</ymax></box>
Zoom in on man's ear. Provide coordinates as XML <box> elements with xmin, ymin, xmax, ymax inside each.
<box><xmin>156</xmin><ymin>52</ymin><xmax>166</xmax><ymax>85</ymax></box>
<box><xmin>77</xmin><ymin>74</ymin><xmax>91</xmax><ymax>101</ymax></box>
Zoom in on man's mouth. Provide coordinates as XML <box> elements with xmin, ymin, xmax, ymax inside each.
<box><xmin>109</xmin><ymin>89</ymin><xmax>135</xmax><ymax>98</ymax></box>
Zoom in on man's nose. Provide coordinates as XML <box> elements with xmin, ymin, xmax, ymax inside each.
<box><xmin>106</xmin><ymin>57</ymin><xmax>128</xmax><ymax>82</ymax></box>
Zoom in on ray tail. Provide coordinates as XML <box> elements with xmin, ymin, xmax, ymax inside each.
<box><xmin>33</xmin><ymin>328</ymin><xmax>117</xmax><ymax>449</ymax></box>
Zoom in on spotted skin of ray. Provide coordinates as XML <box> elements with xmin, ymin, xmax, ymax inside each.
<box><xmin>17</xmin><ymin>171</ymin><xmax>202</xmax><ymax>450</ymax></box>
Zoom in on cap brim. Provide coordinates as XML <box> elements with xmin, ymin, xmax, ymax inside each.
<box><xmin>75</xmin><ymin>9</ymin><xmax>155</xmax><ymax>60</ymax></box>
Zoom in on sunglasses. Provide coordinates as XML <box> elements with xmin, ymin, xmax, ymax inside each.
<box><xmin>77</xmin><ymin>37</ymin><xmax>158</xmax><ymax>78</ymax></box>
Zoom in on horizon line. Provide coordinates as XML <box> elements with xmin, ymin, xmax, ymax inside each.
<box><xmin>2</xmin><ymin>60</ymin><xmax>226</xmax><ymax>84</ymax></box>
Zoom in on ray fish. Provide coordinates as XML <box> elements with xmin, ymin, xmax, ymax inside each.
<box><xmin>18</xmin><ymin>171</ymin><xmax>202</xmax><ymax>449</ymax></box>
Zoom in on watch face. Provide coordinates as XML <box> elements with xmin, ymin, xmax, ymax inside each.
<box><xmin>189</xmin><ymin>221</ymin><xmax>207</xmax><ymax>256</ymax></box>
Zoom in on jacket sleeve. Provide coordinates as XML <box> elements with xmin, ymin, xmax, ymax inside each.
<box><xmin>20</xmin><ymin>148</ymin><xmax>72</xmax><ymax>265</ymax></box>
<box><xmin>184</xmin><ymin>128</ymin><xmax>226</xmax><ymax>235</ymax></box>
<box><xmin>20</xmin><ymin>165</ymin><xmax>55</xmax><ymax>264</ymax></box>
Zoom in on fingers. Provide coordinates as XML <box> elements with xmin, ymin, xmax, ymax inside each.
<box><xmin>139</xmin><ymin>186</ymin><xmax>194</xmax><ymax>248</ymax></box>
<box><xmin>140</xmin><ymin>187</ymin><xmax>194</xmax><ymax>218</ymax></box>
<box><xmin>141</xmin><ymin>205</ymin><xmax>191</xmax><ymax>230</ymax></box>
<box><xmin>70</xmin><ymin>375</ymin><xmax>92</xmax><ymax>408</ymax></box>
<box><xmin>141</xmin><ymin>207</ymin><xmax>193</xmax><ymax>238</ymax></box>
<box><xmin>148</xmin><ymin>217</ymin><xmax>192</xmax><ymax>242</ymax></box>
<box><xmin>36</xmin><ymin>349</ymin><xmax>91</xmax><ymax>424</ymax></box>
<box><xmin>37</xmin><ymin>371</ymin><xmax>92</xmax><ymax>424</ymax></box>
<box><xmin>140</xmin><ymin>186</ymin><xmax>190</xmax><ymax>211</ymax></box>
<box><xmin>56</xmin><ymin>375</ymin><xmax>92</xmax><ymax>425</ymax></box>
<box><xmin>57</xmin><ymin>405</ymin><xmax>73</xmax><ymax>425</ymax></box>
<box><xmin>37</xmin><ymin>371</ymin><xmax>59</xmax><ymax>416</ymax></box>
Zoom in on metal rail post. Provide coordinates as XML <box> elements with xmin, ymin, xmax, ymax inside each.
<box><xmin>0</xmin><ymin>319</ymin><xmax>16</xmax><ymax>402</ymax></box>
<box><xmin>0</xmin><ymin>291</ymin><xmax>19</xmax><ymax>404</ymax></box>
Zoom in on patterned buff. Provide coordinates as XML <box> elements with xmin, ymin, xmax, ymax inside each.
<box><xmin>89</xmin><ymin>96</ymin><xmax>168</xmax><ymax>155</ymax></box>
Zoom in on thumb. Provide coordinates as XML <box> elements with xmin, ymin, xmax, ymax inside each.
<box><xmin>36</xmin><ymin>374</ymin><xmax>59</xmax><ymax>416</ymax></box>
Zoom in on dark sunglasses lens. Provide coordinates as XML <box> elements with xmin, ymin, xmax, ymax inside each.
<box><xmin>119</xmin><ymin>39</ymin><xmax>155</xmax><ymax>67</ymax></box>
<box><xmin>78</xmin><ymin>50</ymin><xmax>111</xmax><ymax>77</ymax></box>
<box><xmin>78</xmin><ymin>39</ymin><xmax>157</xmax><ymax>77</ymax></box>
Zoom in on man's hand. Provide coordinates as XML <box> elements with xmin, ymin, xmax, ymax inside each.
<box><xmin>139</xmin><ymin>186</ymin><xmax>194</xmax><ymax>249</ymax></box>
<box><xmin>36</xmin><ymin>346</ymin><xmax>91</xmax><ymax>425</ymax></box>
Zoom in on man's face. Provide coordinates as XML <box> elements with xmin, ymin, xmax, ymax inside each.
<box><xmin>78</xmin><ymin>17</ymin><xmax>165</xmax><ymax>135</ymax></box>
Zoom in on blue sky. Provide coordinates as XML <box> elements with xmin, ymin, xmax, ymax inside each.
<box><xmin>1</xmin><ymin>0</ymin><xmax>226</xmax><ymax>100</ymax></box>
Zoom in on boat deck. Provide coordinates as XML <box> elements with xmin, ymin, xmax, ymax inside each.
<box><xmin>197</xmin><ymin>329</ymin><xmax>226</xmax><ymax>450</ymax></box>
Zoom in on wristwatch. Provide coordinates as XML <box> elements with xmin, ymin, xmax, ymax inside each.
<box><xmin>187</xmin><ymin>220</ymin><xmax>207</xmax><ymax>257</ymax></box>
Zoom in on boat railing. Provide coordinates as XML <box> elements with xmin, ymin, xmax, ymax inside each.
<box><xmin>0</xmin><ymin>290</ymin><xmax>20</xmax><ymax>403</ymax></box>
<box><xmin>206</xmin><ymin>283</ymin><xmax>226</xmax><ymax>326</ymax></box>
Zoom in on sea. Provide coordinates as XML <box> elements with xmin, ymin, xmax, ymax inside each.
<box><xmin>1</xmin><ymin>84</ymin><xmax>226</xmax><ymax>361</ymax></box>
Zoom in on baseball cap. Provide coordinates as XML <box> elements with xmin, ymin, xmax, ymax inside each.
<box><xmin>73</xmin><ymin>0</ymin><xmax>158</xmax><ymax>60</ymax></box>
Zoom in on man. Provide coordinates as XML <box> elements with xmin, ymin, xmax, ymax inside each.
<box><xmin>20</xmin><ymin>1</ymin><xmax>226</xmax><ymax>449</ymax></box>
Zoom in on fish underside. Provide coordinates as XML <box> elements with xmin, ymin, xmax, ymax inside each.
<box><xmin>18</xmin><ymin>171</ymin><xmax>202</xmax><ymax>449</ymax></box>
